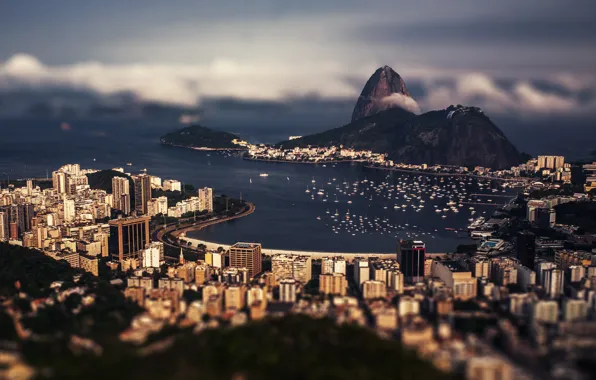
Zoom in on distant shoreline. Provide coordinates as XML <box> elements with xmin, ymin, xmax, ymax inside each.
<box><xmin>243</xmin><ymin>156</ymin><xmax>365</xmax><ymax>165</ymax></box>
<box><xmin>362</xmin><ymin>165</ymin><xmax>526</xmax><ymax>182</ymax></box>
<box><xmin>160</xmin><ymin>141</ymin><xmax>247</xmax><ymax>152</ymax></box>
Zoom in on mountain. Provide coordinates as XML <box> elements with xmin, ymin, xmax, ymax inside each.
<box><xmin>160</xmin><ymin>125</ymin><xmax>242</xmax><ymax>149</ymax></box>
<box><xmin>280</xmin><ymin>105</ymin><xmax>522</xmax><ymax>169</ymax></box>
<box><xmin>351</xmin><ymin>65</ymin><xmax>413</xmax><ymax>122</ymax></box>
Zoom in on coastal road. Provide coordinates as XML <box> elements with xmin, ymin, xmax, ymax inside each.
<box><xmin>153</xmin><ymin>202</ymin><xmax>256</xmax><ymax>252</ymax></box>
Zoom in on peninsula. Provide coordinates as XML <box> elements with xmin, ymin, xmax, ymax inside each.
<box><xmin>160</xmin><ymin>125</ymin><xmax>245</xmax><ymax>150</ymax></box>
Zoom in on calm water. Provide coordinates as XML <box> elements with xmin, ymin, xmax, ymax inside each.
<box><xmin>0</xmin><ymin>118</ymin><xmax>514</xmax><ymax>253</ymax></box>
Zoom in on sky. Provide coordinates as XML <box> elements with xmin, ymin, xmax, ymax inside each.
<box><xmin>0</xmin><ymin>0</ymin><xmax>595</xmax><ymax>152</ymax></box>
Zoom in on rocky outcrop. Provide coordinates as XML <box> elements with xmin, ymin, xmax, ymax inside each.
<box><xmin>280</xmin><ymin>105</ymin><xmax>522</xmax><ymax>169</ymax></box>
<box><xmin>351</xmin><ymin>65</ymin><xmax>413</xmax><ymax>122</ymax></box>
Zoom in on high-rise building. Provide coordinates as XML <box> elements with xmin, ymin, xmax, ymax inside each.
<box><xmin>112</xmin><ymin>176</ymin><xmax>131</xmax><ymax>214</ymax></box>
<box><xmin>271</xmin><ymin>254</ymin><xmax>294</xmax><ymax>280</ymax></box>
<box><xmin>141</xmin><ymin>241</ymin><xmax>164</xmax><ymax>268</ymax></box>
<box><xmin>197</xmin><ymin>187</ymin><xmax>214</xmax><ymax>212</ymax></box>
<box><xmin>537</xmin><ymin>155</ymin><xmax>565</xmax><ymax>170</ymax></box>
<box><xmin>397</xmin><ymin>240</ymin><xmax>426</xmax><ymax>283</ymax></box>
<box><xmin>292</xmin><ymin>256</ymin><xmax>312</xmax><ymax>283</ymax></box>
<box><xmin>535</xmin><ymin>208</ymin><xmax>556</xmax><ymax>229</ymax></box>
<box><xmin>353</xmin><ymin>257</ymin><xmax>369</xmax><ymax>286</ymax></box>
<box><xmin>319</xmin><ymin>273</ymin><xmax>347</xmax><ymax>296</ymax></box>
<box><xmin>0</xmin><ymin>211</ymin><xmax>8</xmax><ymax>241</ymax></box>
<box><xmin>52</xmin><ymin>171</ymin><xmax>67</xmax><ymax>194</ymax></box>
<box><xmin>532</xmin><ymin>300</ymin><xmax>558</xmax><ymax>324</ymax></box>
<box><xmin>516</xmin><ymin>231</ymin><xmax>536</xmax><ymax>268</ymax></box>
<box><xmin>134</xmin><ymin>174</ymin><xmax>151</xmax><ymax>215</ymax></box>
<box><xmin>230</xmin><ymin>242</ymin><xmax>262</xmax><ymax>278</ymax></box>
<box><xmin>108</xmin><ymin>216</ymin><xmax>151</xmax><ymax>263</ymax></box>
<box><xmin>431</xmin><ymin>260</ymin><xmax>477</xmax><ymax>300</ymax></box>
<box><xmin>63</xmin><ymin>198</ymin><xmax>75</xmax><ymax>223</ymax></box>
<box><xmin>362</xmin><ymin>280</ymin><xmax>387</xmax><ymax>299</ymax></box>
<box><xmin>544</xmin><ymin>268</ymin><xmax>564</xmax><ymax>298</ymax></box>
<box><xmin>205</xmin><ymin>252</ymin><xmax>223</xmax><ymax>268</ymax></box>
<box><xmin>321</xmin><ymin>257</ymin><xmax>346</xmax><ymax>275</ymax></box>
<box><xmin>279</xmin><ymin>279</ymin><xmax>297</xmax><ymax>303</ymax></box>
<box><xmin>224</xmin><ymin>286</ymin><xmax>246</xmax><ymax>311</ymax></box>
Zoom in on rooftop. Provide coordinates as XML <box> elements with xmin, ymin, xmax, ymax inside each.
<box><xmin>440</xmin><ymin>260</ymin><xmax>469</xmax><ymax>273</ymax></box>
<box><xmin>231</xmin><ymin>242</ymin><xmax>261</xmax><ymax>249</ymax></box>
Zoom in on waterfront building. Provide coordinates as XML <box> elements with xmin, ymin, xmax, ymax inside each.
<box><xmin>353</xmin><ymin>257</ymin><xmax>370</xmax><ymax>286</ymax></box>
<box><xmin>230</xmin><ymin>242</ymin><xmax>262</xmax><ymax>278</ymax></box>
<box><xmin>108</xmin><ymin>216</ymin><xmax>150</xmax><ymax>263</ymax></box>
<box><xmin>271</xmin><ymin>254</ymin><xmax>294</xmax><ymax>280</ymax></box>
<box><xmin>133</xmin><ymin>174</ymin><xmax>151</xmax><ymax>215</ymax></box>
<box><xmin>197</xmin><ymin>187</ymin><xmax>213</xmax><ymax>212</ymax></box>
<box><xmin>397</xmin><ymin>240</ymin><xmax>426</xmax><ymax>283</ymax></box>
<box><xmin>271</xmin><ymin>254</ymin><xmax>312</xmax><ymax>283</ymax></box>
<box><xmin>322</xmin><ymin>257</ymin><xmax>346</xmax><ymax>275</ymax></box>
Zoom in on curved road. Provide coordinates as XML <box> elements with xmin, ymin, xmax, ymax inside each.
<box><xmin>153</xmin><ymin>202</ymin><xmax>256</xmax><ymax>251</ymax></box>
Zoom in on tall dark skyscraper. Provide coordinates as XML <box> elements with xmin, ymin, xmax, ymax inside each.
<box><xmin>397</xmin><ymin>240</ymin><xmax>426</xmax><ymax>283</ymax></box>
<box><xmin>134</xmin><ymin>174</ymin><xmax>151</xmax><ymax>215</ymax></box>
<box><xmin>516</xmin><ymin>231</ymin><xmax>536</xmax><ymax>268</ymax></box>
<box><xmin>108</xmin><ymin>216</ymin><xmax>150</xmax><ymax>263</ymax></box>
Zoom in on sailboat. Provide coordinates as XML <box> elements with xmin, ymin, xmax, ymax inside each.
<box><xmin>249</xmin><ymin>178</ymin><xmax>252</xmax><ymax>184</ymax></box>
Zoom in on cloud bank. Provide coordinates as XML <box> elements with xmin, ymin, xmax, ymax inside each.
<box><xmin>1</xmin><ymin>54</ymin><xmax>595</xmax><ymax>118</ymax></box>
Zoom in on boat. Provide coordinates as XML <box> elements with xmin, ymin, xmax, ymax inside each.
<box><xmin>126</xmin><ymin>162</ymin><xmax>132</xmax><ymax>166</ymax></box>
<box><xmin>259</xmin><ymin>173</ymin><xmax>269</xmax><ymax>177</ymax></box>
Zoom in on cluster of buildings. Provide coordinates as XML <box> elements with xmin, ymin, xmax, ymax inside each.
<box><xmin>3</xmin><ymin>153</ymin><xmax>596</xmax><ymax>379</ymax></box>
<box><xmin>233</xmin><ymin>138</ymin><xmax>386</xmax><ymax>164</ymax></box>
<box><xmin>0</xmin><ymin>163</ymin><xmax>214</xmax><ymax>274</ymax></box>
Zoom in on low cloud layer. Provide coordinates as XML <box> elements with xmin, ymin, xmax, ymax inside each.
<box><xmin>1</xmin><ymin>54</ymin><xmax>595</xmax><ymax>119</ymax></box>
<box><xmin>381</xmin><ymin>93</ymin><xmax>421</xmax><ymax>114</ymax></box>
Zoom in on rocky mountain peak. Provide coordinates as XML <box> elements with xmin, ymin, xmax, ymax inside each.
<box><xmin>351</xmin><ymin>65</ymin><xmax>413</xmax><ymax>122</ymax></box>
